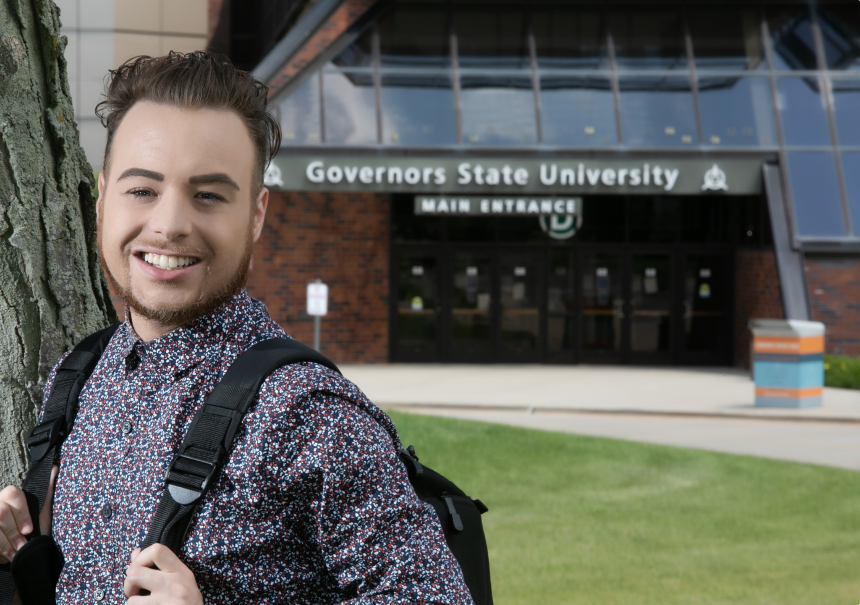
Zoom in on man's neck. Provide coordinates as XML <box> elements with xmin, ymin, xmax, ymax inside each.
<box><xmin>127</xmin><ymin>311</ymin><xmax>183</xmax><ymax>343</ymax></box>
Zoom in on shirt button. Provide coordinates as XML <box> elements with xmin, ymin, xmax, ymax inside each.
<box><xmin>101</xmin><ymin>505</ymin><xmax>112</xmax><ymax>520</ymax></box>
<box><xmin>121</xmin><ymin>421</ymin><xmax>133</xmax><ymax>434</ymax></box>
<box><xmin>93</xmin><ymin>588</ymin><xmax>105</xmax><ymax>601</ymax></box>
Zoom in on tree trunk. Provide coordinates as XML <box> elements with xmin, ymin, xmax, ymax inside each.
<box><xmin>0</xmin><ymin>0</ymin><xmax>118</xmax><ymax>487</ymax></box>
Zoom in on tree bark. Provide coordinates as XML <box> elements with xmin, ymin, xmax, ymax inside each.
<box><xmin>0</xmin><ymin>0</ymin><xmax>117</xmax><ymax>487</ymax></box>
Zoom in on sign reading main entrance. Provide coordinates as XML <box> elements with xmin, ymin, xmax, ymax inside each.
<box><xmin>414</xmin><ymin>195</ymin><xmax>583</xmax><ymax>216</ymax></box>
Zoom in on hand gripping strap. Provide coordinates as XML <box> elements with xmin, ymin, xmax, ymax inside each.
<box><xmin>0</xmin><ymin>324</ymin><xmax>120</xmax><ymax>605</ymax></box>
<box><xmin>142</xmin><ymin>338</ymin><xmax>340</xmax><ymax>554</ymax></box>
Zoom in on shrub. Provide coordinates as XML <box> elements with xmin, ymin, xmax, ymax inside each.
<box><xmin>824</xmin><ymin>354</ymin><xmax>860</xmax><ymax>390</ymax></box>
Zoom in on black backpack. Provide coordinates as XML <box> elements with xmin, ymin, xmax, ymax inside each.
<box><xmin>0</xmin><ymin>327</ymin><xmax>492</xmax><ymax>605</ymax></box>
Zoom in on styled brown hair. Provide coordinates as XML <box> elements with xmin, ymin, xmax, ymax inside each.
<box><xmin>95</xmin><ymin>51</ymin><xmax>281</xmax><ymax>189</ymax></box>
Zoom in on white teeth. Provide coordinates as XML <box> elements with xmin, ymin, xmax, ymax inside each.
<box><xmin>143</xmin><ymin>253</ymin><xmax>197</xmax><ymax>270</ymax></box>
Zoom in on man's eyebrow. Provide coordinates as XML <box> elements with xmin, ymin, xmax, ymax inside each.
<box><xmin>188</xmin><ymin>173</ymin><xmax>240</xmax><ymax>190</ymax></box>
<box><xmin>118</xmin><ymin>168</ymin><xmax>164</xmax><ymax>182</ymax></box>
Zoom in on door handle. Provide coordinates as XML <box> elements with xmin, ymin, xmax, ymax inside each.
<box><xmin>614</xmin><ymin>299</ymin><xmax>625</xmax><ymax>319</ymax></box>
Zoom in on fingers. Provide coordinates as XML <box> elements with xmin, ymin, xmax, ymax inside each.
<box><xmin>0</xmin><ymin>486</ymin><xmax>33</xmax><ymax>563</ymax></box>
<box><xmin>38</xmin><ymin>465</ymin><xmax>59</xmax><ymax>536</ymax></box>
<box><xmin>130</xmin><ymin>543</ymin><xmax>184</xmax><ymax>574</ymax></box>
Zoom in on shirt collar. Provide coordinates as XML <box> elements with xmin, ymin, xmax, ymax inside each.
<box><xmin>117</xmin><ymin>290</ymin><xmax>255</xmax><ymax>377</ymax></box>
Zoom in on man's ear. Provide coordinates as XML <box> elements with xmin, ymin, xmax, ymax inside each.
<box><xmin>96</xmin><ymin>171</ymin><xmax>106</xmax><ymax>220</ymax></box>
<box><xmin>252</xmin><ymin>187</ymin><xmax>269</xmax><ymax>243</ymax></box>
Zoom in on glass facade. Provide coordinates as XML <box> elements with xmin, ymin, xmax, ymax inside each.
<box><xmin>275</xmin><ymin>1</ymin><xmax>860</xmax><ymax>243</ymax></box>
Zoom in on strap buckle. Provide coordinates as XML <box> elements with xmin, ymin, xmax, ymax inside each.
<box><xmin>164</xmin><ymin>453</ymin><xmax>218</xmax><ymax>505</ymax></box>
<box><xmin>27</xmin><ymin>417</ymin><xmax>66</xmax><ymax>462</ymax></box>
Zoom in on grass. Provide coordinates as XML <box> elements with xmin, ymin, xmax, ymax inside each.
<box><xmin>824</xmin><ymin>354</ymin><xmax>860</xmax><ymax>390</ymax></box>
<box><xmin>389</xmin><ymin>411</ymin><xmax>860</xmax><ymax>605</ymax></box>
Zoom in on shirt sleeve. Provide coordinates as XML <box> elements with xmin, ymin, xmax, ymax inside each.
<box><xmin>273</xmin><ymin>390</ymin><xmax>476</xmax><ymax>605</ymax></box>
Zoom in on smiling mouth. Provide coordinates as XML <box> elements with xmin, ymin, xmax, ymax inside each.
<box><xmin>141</xmin><ymin>252</ymin><xmax>200</xmax><ymax>270</ymax></box>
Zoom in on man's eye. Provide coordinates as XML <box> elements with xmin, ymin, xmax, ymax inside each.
<box><xmin>197</xmin><ymin>192</ymin><xmax>224</xmax><ymax>202</ymax></box>
<box><xmin>129</xmin><ymin>189</ymin><xmax>153</xmax><ymax>198</ymax></box>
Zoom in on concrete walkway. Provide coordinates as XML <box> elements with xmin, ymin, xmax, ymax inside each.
<box><xmin>339</xmin><ymin>365</ymin><xmax>860</xmax><ymax>470</ymax></box>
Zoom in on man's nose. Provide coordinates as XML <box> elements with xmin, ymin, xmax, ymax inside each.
<box><xmin>149</xmin><ymin>190</ymin><xmax>193</xmax><ymax>240</ymax></box>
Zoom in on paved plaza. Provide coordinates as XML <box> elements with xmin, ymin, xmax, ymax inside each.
<box><xmin>340</xmin><ymin>364</ymin><xmax>860</xmax><ymax>471</ymax></box>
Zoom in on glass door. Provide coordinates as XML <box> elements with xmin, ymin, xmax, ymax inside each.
<box><xmin>499</xmin><ymin>251</ymin><xmax>543</xmax><ymax>362</ymax></box>
<box><xmin>680</xmin><ymin>252</ymin><xmax>731</xmax><ymax>365</ymax></box>
<box><xmin>629</xmin><ymin>253</ymin><xmax>673</xmax><ymax>364</ymax></box>
<box><xmin>580</xmin><ymin>251</ymin><xmax>624</xmax><ymax>363</ymax></box>
<box><xmin>449</xmin><ymin>250</ymin><xmax>494</xmax><ymax>362</ymax></box>
<box><xmin>393</xmin><ymin>250</ymin><xmax>441</xmax><ymax>361</ymax></box>
<box><xmin>548</xmin><ymin>250</ymin><xmax>576</xmax><ymax>363</ymax></box>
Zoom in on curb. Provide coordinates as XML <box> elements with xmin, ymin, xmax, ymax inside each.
<box><xmin>381</xmin><ymin>403</ymin><xmax>860</xmax><ymax>425</ymax></box>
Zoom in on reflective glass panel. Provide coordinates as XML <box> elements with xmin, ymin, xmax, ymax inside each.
<box><xmin>332</xmin><ymin>28</ymin><xmax>374</xmax><ymax>67</ymax></box>
<box><xmin>500</xmin><ymin>253</ymin><xmax>541</xmax><ymax>354</ymax></box>
<box><xmin>786</xmin><ymin>152</ymin><xmax>846</xmax><ymax>237</ymax></box>
<box><xmin>818</xmin><ymin>4</ymin><xmax>860</xmax><ymax>70</ymax></box>
<box><xmin>630</xmin><ymin>255</ymin><xmax>672</xmax><ymax>354</ymax></box>
<box><xmin>278</xmin><ymin>73</ymin><xmax>321</xmax><ymax>145</ymax></box>
<box><xmin>618</xmin><ymin>76</ymin><xmax>697</xmax><ymax>147</ymax></box>
<box><xmin>540</xmin><ymin>75</ymin><xmax>617</xmax><ymax>147</ymax></box>
<box><xmin>380</xmin><ymin>72</ymin><xmax>457</xmax><ymax>145</ymax></box>
<box><xmin>698</xmin><ymin>76</ymin><xmax>777</xmax><ymax>147</ymax></box>
<box><xmin>575</xmin><ymin>196</ymin><xmax>625</xmax><ymax>242</ymax></box>
<box><xmin>767</xmin><ymin>6</ymin><xmax>818</xmax><ymax>70</ymax></box>
<box><xmin>831</xmin><ymin>78</ymin><xmax>860</xmax><ymax>146</ymax></box>
<box><xmin>460</xmin><ymin>74</ymin><xmax>537</xmax><ymax>145</ymax></box>
<box><xmin>548</xmin><ymin>250</ymin><xmax>575</xmax><ymax>360</ymax></box>
<box><xmin>776</xmin><ymin>77</ymin><xmax>831</xmax><ymax>146</ymax></box>
<box><xmin>533</xmin><ymin>9</ymin><xmax>609</xmax><ymax>70</ymax></box>
<box><xmin>683</xmin><ymin>254</ymin><xmax>728</xmax><ymax>353</ymax></box>
<box><xmin>629</xmin><ymin>197</ymin><xmax>679</xmax><ymax>243</ymax></box>
<box><xmin>396</xmin><ymin>254</ymin><xmax>439</xmax><ymax>355</ymax></box>
<box><xmin>838</xmin><ymin>152</ymin><xmax>860</xmax><ymax>234</ymax></box>
<box><xmin>581</xmin><ymin>253</ymin><xmax>622</xmax><ymax>357</ymax></box>
<box><xmin>322</xmin><ymin>67</ymin><xmax>377</xmax><ymax>145</ymax></box>
<box><xmin>688</xmin><ymin>7</ymin><xmax>765</xmax><ymax>71</ymax></box>
<box><xmin>378</xmin><ymin>7</ymin><xmax>450</xmax><ymax>68</ymax></box>
<box><xmin>451</xmin><ymin>252</ymin><xmax>493</xmax><ymax>356</ymax></box>
<box><xmin>454</xmin><ymin>8</ymin><xmax>530</xmax><ymax>70</ymax></box>
<box><xmin>610</xmin><ymin>9</ymin><xmax>687</xmax><ymax>70</ymax></box>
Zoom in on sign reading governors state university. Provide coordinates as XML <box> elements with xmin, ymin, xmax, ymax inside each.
<box><xmin>264</xmin><ymin>156</ymin><xmax>763</xmax><ymax>195</ymax></box>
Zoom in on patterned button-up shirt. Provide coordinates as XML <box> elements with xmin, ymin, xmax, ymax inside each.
<box><xmin>41</xmin><ymin>291</ymin><xmax>472</xmax><ymax>604</ymax></box>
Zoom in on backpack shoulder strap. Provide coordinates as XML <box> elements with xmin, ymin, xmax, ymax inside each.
<box><xmin>0</xmin><ymin>323</ymin><xmax>120</xmax><ymax>605</ymax></box>
<box><xmin>141</xmin><ymin>338</ymin><xmax>339</xmax><ymax>554</ymax></box>
<box><xmin>23</xmin><ymin>324</ymin><xmax>121</xmax><ymax>531</ymax></box>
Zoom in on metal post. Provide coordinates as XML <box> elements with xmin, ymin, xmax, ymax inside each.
<box><xmin>313</xmin><ymin>315</ymin><xmax>321</xmax><ymax>352</ymax></box>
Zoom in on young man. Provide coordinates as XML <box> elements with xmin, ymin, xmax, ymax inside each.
<box><xmin>0</xmin><ymin>52</ymin><xmax>473</xmax><ymax>604</ymax></box>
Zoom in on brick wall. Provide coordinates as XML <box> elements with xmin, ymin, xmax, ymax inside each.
<box><xmin>733</xmin><ymin>248</ymin><xmax>784</xmax><ymax>368</ymax></box>
<box><xmin>805</xmin><ymin>256</ymin><xmax>860</xmax><ymax>357</ymax></box>
<box><xmin>246</xmin><ymin>190</ymin><xmax>390</xmax><ymax>363</ymax></box>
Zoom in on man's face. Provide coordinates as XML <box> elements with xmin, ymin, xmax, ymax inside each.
<box><xmin>97</xmin><ymin>102</ymin><xmax>268</xmax><ymax>331</ymax></box>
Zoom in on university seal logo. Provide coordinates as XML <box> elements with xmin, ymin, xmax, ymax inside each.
<box><xmin>702</xmin><ymin>164</ymin><xmax>728</xmax><ymax>191</ymax></box>
<box><xmin>264</xmin><ymin>163</ymin><xmax>285</xmax><ymax>188</ymax></box>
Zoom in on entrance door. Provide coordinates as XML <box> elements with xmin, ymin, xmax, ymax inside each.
<box><xmin>580</xmin><ymin>251</ymin><xmax>624</xmax><ymax>363</ymax></box>
<box><xmin>449</xmin><ymin>250</ymin><xmax>494</xmax><ymax>362</ymax></box>
<box><xmin>499</xmin><ymin>251</ymin><xmax>543</xmax><ymax>362</ymax></box>
<box><xmin>392</xmin><ymin>249</ymin><xmax>441</xmax><ymax>361</ymax></box>
<box><xmin>679</xmin><ymin>252</ymin><xmax>732</xmax><ymax>365</ymax></box>
<box><xmin>628</xmin><ymin>253</ymin><xmax>673</xmax><ymax>365</ymax></box>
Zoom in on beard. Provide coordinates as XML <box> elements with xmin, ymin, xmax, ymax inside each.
<box><xmin>97</xmin><ymin>219</ymin><xmax>254</xmax><ymax>332</ymax></box>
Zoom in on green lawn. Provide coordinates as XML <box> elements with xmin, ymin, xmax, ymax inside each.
<box><xmin>389</xmin><ymin>411</ymin><xmax>860</xmax><ymax>605</ymax></box>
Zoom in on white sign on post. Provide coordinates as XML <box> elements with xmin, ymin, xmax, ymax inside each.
<box><xmin>307</xmin><ymin>281</ymin><xmax>328</xmax><ymax>316</ymax></box>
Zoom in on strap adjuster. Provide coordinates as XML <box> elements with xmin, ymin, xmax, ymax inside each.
<box><xmin>165</xmin><ymin>454</ymin><xmax>218</xmax><ymax>505</ymax></box>
<box><xmin>27</xmin><ymin>417</ymin><xmax>66</xmax><ymax>462</ymax></box>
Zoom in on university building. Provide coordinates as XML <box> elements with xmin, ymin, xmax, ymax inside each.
<box><xmin>69</xmin><ymin>0</ymin><xmax>860</xmax><ymax>366</ymax></box>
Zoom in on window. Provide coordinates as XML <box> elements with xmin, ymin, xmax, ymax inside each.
<box><xmin>818</xmin><ymin>4</ymin><xmax>860</xmax><ymax>71</ymax></box>
<box><xmin>618</xmin><ymin>76</ymin><xmax>698</xmax><ymax>147</ymax></box>
<box><xmin>322</xmin><ymin>66</ymin><xmax>377</xmax><ymax>145</ymax></box>
<box><xmin>767</xmin><ymin>5</ymin><xmax>818</xmax><ymax>70</ymax></box>
<box><xmin>279</xmin><ymin>73</ymin><xmax>322</xmax><ymax>145</ymax></box>
<box><xmin>786</xmin><ymin>152</ymin><xmax>846</xmax><ymax>237</ymax></box>
<box><xmin>380</xmin><ymin>73</ymin><xmax>457</xmax><ymax>146</ymax></box>
<box><xmin>610</xmin><ymin>8</ymin><xmax>687</xmax><ymax>70</ymax></box>
<box><xmin>460</xmin><ymin>74</ymin><xmax>537</xmax><ymax>146</ymax></box>
<box><xmin>830</xmin><ymin>78</ymin><xmax>860</xmax><ymax>145</ymax></box>
<box><xmin>698</xmin><ymin>76</ymin><xmax>777</xmax><ymax>147</ymax></box>
<box><xmin>533</xmin><ymin>9</ymin><xmax>609</xmax><ymax>70</ymax></box>
<box><xmin>776</xmin><ymin>76</ymin><xmax>831</xmax><ymax>146</ymax></box>
<box><xmin>540</xmin><ymin>75</ymin><xmax>617</xmax><ymax>147</ymax></box>
<box><xmin>840</xmin><ymin>152</ymin><xmax>860</xmax><ymax>234</ymax></box>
